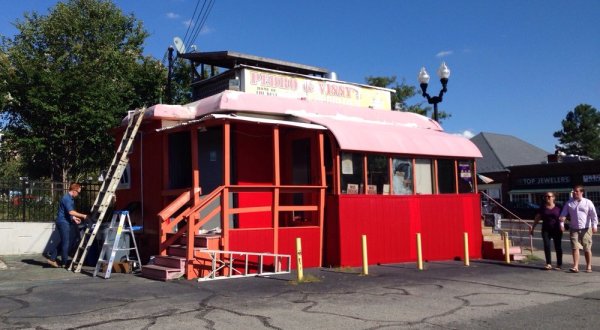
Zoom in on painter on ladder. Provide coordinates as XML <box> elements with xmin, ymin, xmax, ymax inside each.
<box><xmin>45</xmin><ymin>183</ymin><xmax>88</xmax><ymax>268</ymax></box>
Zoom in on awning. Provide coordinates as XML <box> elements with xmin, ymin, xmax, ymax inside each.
<box><xmin>477</xmin><ymin>174</ymin><xmax>494</xmax><ymax>184</ymax></box>
<box><xmin>143</xmin><ymin>91</ymin><xmax>482</xmax><ymax>159</ymax></box>
<box><xmin>156</xmin><ymin>113</ymin><xmax>327</xmax><ymax>132</ymax></box>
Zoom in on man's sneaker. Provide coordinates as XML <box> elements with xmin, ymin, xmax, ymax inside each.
<box><xmin>46</xmin><ymin>259</ymin><xmax>59</xmax><ymax>268</ymax></box>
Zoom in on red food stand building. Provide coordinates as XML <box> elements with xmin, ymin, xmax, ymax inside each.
<box><xmin>114</xmin><ymin>51</ymin><xmax>483</xmax><ymax>280</ymax></box>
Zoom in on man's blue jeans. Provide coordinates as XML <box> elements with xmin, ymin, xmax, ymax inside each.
<box><xmin>48</xmin><ymin>221</ymin><xmax>71</xmax><ymax>264</ymax></box>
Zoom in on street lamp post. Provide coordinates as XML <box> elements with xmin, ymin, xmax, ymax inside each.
<box><xmin>418</xmin><ymin>62</ymin><xmax>451</xmax><ymax>122</ymax></box>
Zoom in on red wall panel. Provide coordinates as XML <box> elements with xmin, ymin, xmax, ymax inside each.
<box><xmin>326</xmin><ymin>194</ymin><xmax>482</xmax><ymax>267</ymax></box>
<box><xmin>114</xmin><ymin>121</ymin><xmax>165</xmax><ymax>261</ymax></box>
<box><xmin>229</xmin><ymin>229</ymin><xmax>274</xmax><ymax>253</ymax></box>
<box><xmin>233</xmin><ymin>124</ymin><xmax>274</xmax><ymax>227</ymax></box>
<box><xmin>278</xmin><ymin>227</ymin><xmax>320</xmax><ymax>269</ymax></box>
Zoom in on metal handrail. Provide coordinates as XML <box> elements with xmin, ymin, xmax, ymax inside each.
<box><xmin>480</xmin><ymin>191</ymin><xmax>534</xmax><ymax>255</ymax></box>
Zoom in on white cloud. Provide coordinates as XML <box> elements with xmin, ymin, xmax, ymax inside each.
<box><xmin>436</xmin><ymin>50</ymin><xmax>453</xmax><ymax>58</ymax></box>
<box><xmin>166</xmin><ymin>12</ymin><xmax>180</xmax><ymax>19</ymax></box>
<box><xmin>454</xmin><ymin>130</ymin><xmax>475</xmax><ymax>139</ymax></box>
<box><xmin>198</xmin><ymin>25</ymin><xmax>214</xmax><ymax>35</ymax></box>
<box><xmin>183</xmin><ymin>19</ymin><xmax>194</xmax><ymax>27</ymax></box>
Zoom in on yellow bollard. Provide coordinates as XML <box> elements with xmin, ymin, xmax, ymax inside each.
<box><xmin>416</xmin><ymin>233</ymin><xmax>423</xmax><ymax>270</ymax></box>
<box><xmin>361</xmin><ymin>234</ymin><xmax>368</xmax><ymax>275</ymax></box>
<box><xmin>503</xmin><ymin>232</ymin><xmax>511</xmax><ymax>264</ymax></box>
<box><xmin>463</xmin><ymin>232</ymin><xmax>470</xmax><ymax>267</ymax></box>
<box><xmin>296</xmin><ymin>237</ymin><xmax>304</xmax><ymax>281</ymax></box>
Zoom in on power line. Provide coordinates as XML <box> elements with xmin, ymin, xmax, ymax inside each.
<box><xmin>182</xmin><ymin>0</ymin><xmax>202</xmax><ymax>48</ymax></box>
<box><xmin>183</xmin><ymin>0</ymin><xmax>208</xmax><ymax>48</ymax></box>
<box><xmin>189</xmin><ymin>0</ymin><xmax>215</xmax><ymax>48</ymax></box>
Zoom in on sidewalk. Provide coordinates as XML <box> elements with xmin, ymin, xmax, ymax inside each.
<box><xmin>531</xmin><ymin>244</ymin><xmax>600</xmax><ymax>270</ymax></box>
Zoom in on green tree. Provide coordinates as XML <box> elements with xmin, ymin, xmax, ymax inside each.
<box><xmin>553</xmin><ymin>104</ymin><xmax>600</xmax><ymax>159</ymax></box>
<box><xmin>0</xmin><ymin>0</ymin><xmax>165</xmax><ymax>182</ymax></box>
<box><xmin>365</xmin><ymin>76</ymin><xmax>451</xmax><ymax>122</ymax></box>
<box><xmin>170</xmin><ymin>57</ymin><xmax>193</xmax><ymax>104</ymax></box>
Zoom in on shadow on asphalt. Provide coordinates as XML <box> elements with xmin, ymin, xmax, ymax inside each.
<box><xmin>21</xmin><ymin>258</ymin><xmax>53</xmax><ymax>268</ymax></box>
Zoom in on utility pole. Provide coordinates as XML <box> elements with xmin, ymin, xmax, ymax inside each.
<box><xmin>167</xmin><ymin>46</ymin><xmax>174</xmax><ymax>104</ymax></box>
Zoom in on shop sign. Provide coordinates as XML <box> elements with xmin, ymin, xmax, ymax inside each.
<box><xmin>515</xmin><ymin>176</ymin><xmax>571</xmax><ymax>188</ymax></box>
<box><xmin>583</xmin><ymin>174</ymin><xmax>600</xmax><ymax>184</ymax></box>
<box><xmin>241</xmin><ymin>68</ymin><xmax>391</xmax><ymax>110</ymax></box>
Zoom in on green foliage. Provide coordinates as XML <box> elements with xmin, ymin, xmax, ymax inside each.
<box><xmin>553</xmin><ymin>104</ymin><xmax>600</xmax><ymax>159</ymax></box>
<box><xmin>0</xmin><ymin>0</ymin><xmax>165</xmax><ymax>182</ymax></box>
<box><xmin>171</xmin><ymin>57</ymin><xmax>193</xmax><ymax>104</ymax></box>
<box><xmin>365</xmin><ymin>75</ymin><xmax>451</xmax><ymax>123</ymax></box>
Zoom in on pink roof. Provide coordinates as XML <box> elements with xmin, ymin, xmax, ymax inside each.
<box><xmin>144</xmin><ymin>91</ymin><xmax>481</xmax><ymax>158</ymax></box>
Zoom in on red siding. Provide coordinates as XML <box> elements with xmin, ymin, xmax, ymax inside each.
<box><xmin>325</xmin><ymin>194</ymin><xmax>482</xmax><ymax>267</ymax></box>
<box><xmin>229</xmin><ymin>227</ymin><xmax>320</xmax><ymax>269</ymax></box>
<box><xmin>278</xmin><ymin>227</ymin><xmax>320</xmax><ymax>269</ymax></box>
<box><xmin>229</xmin><ymin>229</ymin><xmax>274</xmax><ymax>252</ymax></box>
<box><xmin>234</xmin><ymin>124</ymin><xmax>273</xmax><ymax>228</ymax></box>
<box><xmin>114</xmin><ymin>121</ymin><xmax>165</xmax><ymax>262</ymax></box>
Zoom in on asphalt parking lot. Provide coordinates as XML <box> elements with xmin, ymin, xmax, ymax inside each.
<box><xmin>1</xmin><ymin>251</ymin><xmax>600</xmax><ymax>329</ymax></box>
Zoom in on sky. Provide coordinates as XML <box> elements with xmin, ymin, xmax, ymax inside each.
<box><xmin>1</xmin><ymin>0</ymin><xmax>599</xmax><ymax>153</ymax></box>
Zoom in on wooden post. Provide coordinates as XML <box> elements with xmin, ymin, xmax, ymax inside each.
<box><xmin>272</xmin><ymin>127</ymin><xmax>280</xmax><ymax>255</ymax></box>
<box><xmin>318</xmin><ymin>132</ymin><xmax>326</xmax><ymax>266</ymax></box>
<box><xmin>222</xmin><ymin>122</ymin><xmax>231</xmax><ymax>251</ymax></box>
<box><xmin>191</xmin><ymin>128</ymin><xmax>200</xmax><ymax>205</ymax></box>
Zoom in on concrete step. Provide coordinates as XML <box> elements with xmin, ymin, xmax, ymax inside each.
<box><xmin>482</xmin><ymin>227</ymin><xmax>494</xmax><ymax>235</ymax></box>
<box><xmin>166</xmin><ymin>233</ymin><xmax>222</xmax><ymax>249</ymax></box>
<box><xmin>141</xmin><ymin>264</ymin><xmax>184</xmax><ymax>281</ymax></box>
<box><xmin>167</xmin><ymin>244</ymin><xmax>208</xmax><ymax>257</ymax></box>
<box><xmin>512</xmin><ymin>254</ymin><xmax>528</xmax><ymax>261</ymax></box>
<box><xmin>154</xmin><ymin>255</ymin><xmax>186</xmax><ymax>269</ymax></box>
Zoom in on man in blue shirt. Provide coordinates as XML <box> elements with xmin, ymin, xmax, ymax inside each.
<box><xmin>46</xmin><ymin>183</ymin><xmax>88</xmax><ymax>268</ymax></box>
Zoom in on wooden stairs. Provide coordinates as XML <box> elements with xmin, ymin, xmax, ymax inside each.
<box><xmin>141</xmin><ymin>234</ymin><xmax>221</xmax><ymax>281</ymax></box>
<box><xmin>481</xmin><ymin>224</ymin><xmax>527</xmax><ymax>261</ymax></box>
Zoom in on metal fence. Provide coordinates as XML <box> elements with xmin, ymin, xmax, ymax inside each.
<box><xmin>0</xmin><ymin>180</ymin><xmax>101</xmax><ymax>222</ymax></box>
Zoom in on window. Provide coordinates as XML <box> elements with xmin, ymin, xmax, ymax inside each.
<box><xmin>586</xmin><ymin>190</ymin><xmax>600</xmax><ymax>206</ymax></box>
<box><xmin>437</xmin><ymin>159</ymin><xmax>456</xmax><ymax>194</ymax></box>
<box><xmin>392</xmin><ymin>158</ymin><xmax>413</xmax><ymax>195</ymax></box>
<box><xmin>117</xmin><ymin>164</ymin><xmax>131</xmax><ymax>190</ymax></box>
<box><xmin>415</xmin><ymin>159</ymin><xmax>433</xmax><ymax>194</ymax></box>
<box><xmin>367</xmin><ymin>154</ymin><xmax>389</xmax><ymax>194</ymax></box>
<box><xmin>510</xmin><ymin>193</ymin><xmax>529</xmax><ymax>203</ymax></box>
<box><xmin>340</xmin><ymin>152</ymin><xmax>364</xmax><ymax>194</ymax></box>
<box><xmin>458</xmin><ymin>160</ymin><xmax>474</xmax><ymax>193</ymax></box>
<box><xmin>168</xmin><ymin>131</ymin><xmax>192</xmax><ymax>189</ymax></box>
<box><xmin>554</xmin><ymin>192</ymin><xmax>571</xmax><ymax>206</ymax></box>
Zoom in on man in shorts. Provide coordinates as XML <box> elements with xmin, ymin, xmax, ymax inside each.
<box><xmin>559</xmin><ymin>185</ymin><xmax>598</xmax><ymax>273</ymax></box>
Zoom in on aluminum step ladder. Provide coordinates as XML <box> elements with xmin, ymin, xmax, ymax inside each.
<box><xmin>93</xmin><ymin>211</ymin><xmax>142</xmax><ymax>279</ymax></box>
<box><xmin>69</xmin><ymin>108</ymin><xmax>145</xmax><ymax>273</ymax></box>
